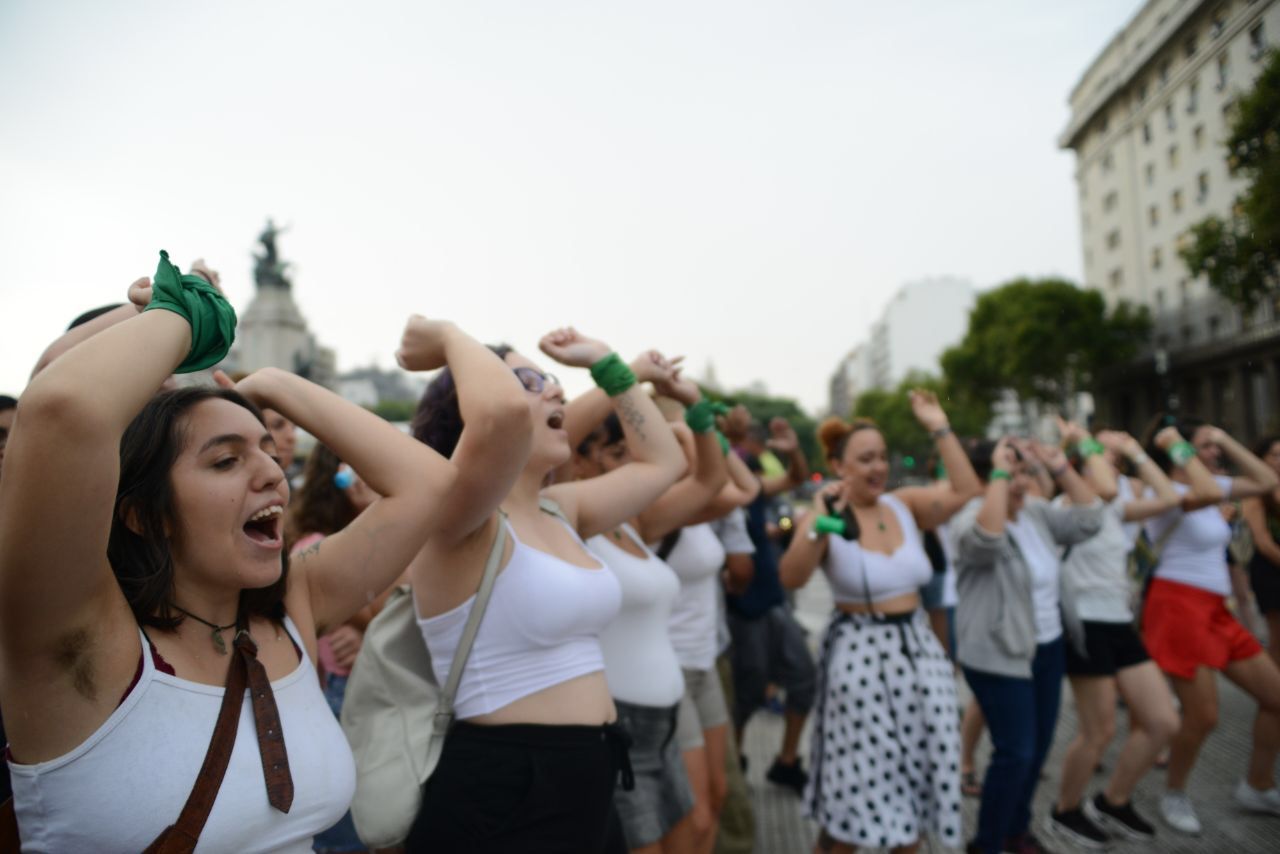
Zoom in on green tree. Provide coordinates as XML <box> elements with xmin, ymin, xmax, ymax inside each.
<box><xmin>1180</xmin><ymin>49</ymin><xmax>1280</xmax><ymax>310</ymax></box>
<box><xmin>371</xmin><ymin>399</ymin><xmax>418</xmax><ymax>423</ymax></box>
<box><xmin>940</xmin><ymin>278</ymin><xmax>1150</xmax><ymax>410</ymax></box>
<box><xmin>851</xmin><ymin>372</ymin><xmax>989</xmax><ymax>475</ymax></box>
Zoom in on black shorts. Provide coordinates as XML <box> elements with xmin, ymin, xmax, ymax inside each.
<box><xmin>1251</xmin><ymin>554</ymin><xmax>1280</xmax><ymax>615</ymax></box>
<box><xmin>1065</xmin><ymin>620</ymin><xmax>1151</xmax><ymax>677</ymax></box>
<box><xmin>408</xmin><ymin>721</ymin><xmax>630</xmax><ymax>853</ymax></box>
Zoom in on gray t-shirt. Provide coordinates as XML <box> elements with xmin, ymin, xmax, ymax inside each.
<box><xmin>1054</xmin><ymin>488</ymin><xmax>1133</xmax><ymax>623</ymax></box>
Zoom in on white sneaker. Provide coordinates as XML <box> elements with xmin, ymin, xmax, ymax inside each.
<box><xmin>1160</xmin><ymin>790</ymin><xmax>1202</xmax><ymax>835</ymax></box>
<box><xmin>1234</xmin><ymin>780</ymin><xmax>1280</xmax><ymax>815</ymax></box>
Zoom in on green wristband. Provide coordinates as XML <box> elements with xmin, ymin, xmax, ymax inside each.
<box><xmin>589</xmin><ymin>352</ymin><xmax>636</xmax><ymax>397</ymax></box>
<box><xmin>990</xmin><ymin>468</ymin><xmax>1012</xmax><ymax>482</ymax></box>
<box><xmin>143</xmin><ymin>250</ymin><xmax>238</xmax><ymax>373</ymax></box>
<box><xmin>1168</xmin><ymin>440</ymin><xmax>1196</xmax><ymax>467</ymax></box>
<box><xmin>716</xmin><ymin>430</ymin><xmax>731</xmax><ymax>456</ymax></box>
<box><xmin>685</xmin><ymin>399</ymin><xmax>716</xmax><ymax>433</ymax></box>
<box><xmin>1077</xmin><ymin>437</ymin><xmax>1105</xmax><ymax>458</ymax></box>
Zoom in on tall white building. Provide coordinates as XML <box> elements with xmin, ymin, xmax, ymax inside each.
<box><xmin>826</xmin><ymin>277</ymin><xmax>975</xmax><ymax>414</ymax></box>
<box><xmin>1060</xmin><ymin>0</ymin><xmax>1279</xmax><ymax>439</ymax></box>
<box><xmin>867</xmin><ymin>278</ymin><xmax>975</xmax><ymax>390</ymax></box>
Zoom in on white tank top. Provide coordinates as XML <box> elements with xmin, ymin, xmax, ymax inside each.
<box><xmin>661</xmin><ymin>523</ymin><xmax>727</xmax><ymax>671</ymax></box>
<box><xmin>824</xmin><ymin>494</ymin><xmax>933</xmax><ymax>605</ymax></box>
<box><xmin>8</xmin><ymin>617</ymin><xmax>355</xmax><ymax>854</ymax></box>
<box><xmin>587</xmin><ymin>525</ymin><xmax>685</xmax><ymax>707</ymax></box>
<box><xmin>418</xmin><ymin>516</ymin><xmax>623</xmax><ymax>720</ymax></box>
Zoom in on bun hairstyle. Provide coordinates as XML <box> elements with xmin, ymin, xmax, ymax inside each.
<box><xmin>818</xmin><ymin>416</ymin><xmax>879</xmax><ymax>462</ymax></box>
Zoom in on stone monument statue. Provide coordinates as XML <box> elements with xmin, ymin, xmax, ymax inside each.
<box><xmin>254</xmin><ymin>218</ymin><xmax>292</xmax><ymax>290</ymax></box>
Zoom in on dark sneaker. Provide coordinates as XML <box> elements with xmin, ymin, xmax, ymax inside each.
<box><xmin>765</xmin><ymin>757</ymin><xmax>807</xmax><ymax>796</ymax></box>
<box><xmin>1087</xmin><ymin>792</ymin><xmax>1156</xmax><ymax>840</ymax></box>
<box><xmin>1047</xmin><ymin>808</ymin><xmax>1109</xmax><ymax>850</ymax></box>
<box><xmin>1003</xmin><ymin>831</ymin><xmax>1058</xmax><ymax>854</ymax></box>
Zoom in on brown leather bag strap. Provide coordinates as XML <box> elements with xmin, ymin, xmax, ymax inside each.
<box><xmin>143</xmin><ymin>630</ymin><xmax>251</xmax><ymax>854</ymax></box>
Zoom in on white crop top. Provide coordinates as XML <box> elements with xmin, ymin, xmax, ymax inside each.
<box><xmin>8</xmin><ymin>617</ymin><xmax>355</xmax><ymax>854</ymax></box>
<box><xmin>661</xmin><ymin>523</ymin><xmax>728</xmax><ymax>671</ymax></box>
<box><xmin>587</xmin><ymin>525</ymin><xmax>685</xmax><ymax>707</ymax></box>
<box><xmin>418</xmin><ymin>517</ymin><xmax>623</xmax><ymax>720</ymax></box>
<box><xmin>823</xmin><ymin>494</ymin><xmax>933</xmax><ymax>605</ymax></box>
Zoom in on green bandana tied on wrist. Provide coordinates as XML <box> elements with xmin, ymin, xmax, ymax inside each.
<box><xmin>716</xmin><ymin>430</ymin><xmax>731</xmax><ymax>456</ymax></box>
<box><xmin>1077</xmin><ymin>437</ymin><xmax>1106</xmax><ymax>458</ymax></box>
<box><xmin>143</xmin><ymin>250</ymin><xmax>237</xmax><ymax>373</ymax></box>
<box><xmin>989</xmin><ymin>468</ymin><xmax>1012</xmax><ymax>482</ymax></box>
<box><xmin>684</xmin><ymin>399</ymin><xmax>729</xmax><ymax>434</ymax></box>
<box><xmin>1168</xmin><ymin>440</ymin><xmax>1196</xmax><ymax>467</ymax></box>
<box><xmin>590</xmin><ymin>352</ymin><xmax>637</xmax><ymax>397</ymax></box>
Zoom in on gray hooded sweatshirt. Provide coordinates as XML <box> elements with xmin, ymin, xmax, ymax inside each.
<box><xmin>948</xmin><ymin>496</ymin><xmax>1104</xmax><ymax>679</ymax></box>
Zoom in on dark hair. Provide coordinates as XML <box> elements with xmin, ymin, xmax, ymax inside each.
<box><xmin>108</xmin><ymin>387</ymin><xmax>287</xmax><ymax>630</ymax></box>
<box><xmin>68</xmin><ymin>303</ymin><xmax>125</xmax><ymax>330</ymax></box>
<box><xmin>286</xmin><ymin>444</ymin><xmax>355</xmax><ymax>542</ymax></box>
<box><xmin>0</xmin><ymin>395</ymin><xmax>15</xmax><ymax>413</ymax></box>
<box><xmin>1252</xmin><ymin>433</ymin><xmax>1280</xmax><ymax>459</ymax></box>
<box><xmin>1141</xmin><ymin>412</ymin><xmax>1207</xmax><ymax>472</ymax></box>
<box><xmin>576</xmin><ymin>412</ymin><xmax>624</xmax><ymax>457</ymax></box>
<box><xmin>411</xmin><ymin>345</ymin><xmax>513</xmax><ymax>457</ymax></box>
<box><xmin>966</xmin><ymin>438</ymin><xmax>1024</xmax><ymax>481</ymax></box>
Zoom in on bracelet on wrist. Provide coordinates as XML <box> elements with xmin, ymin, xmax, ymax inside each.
<box><xmin>1168</xmin><ymin>440</ymin><xmax>1196</xmax><ymax>467</ymax></box>
<box><xmin>684</xmin><ymin>399</ymin><xmax>716</xmax><ymax>434</ymax></box>
<box><xmin>589</xmin><ymin>352</ymin><xmax>637</xmax><ymax>397</ymax></box>
<box><xmin>1077</xmin><ymin>437</ymin><xmax>1105</xmax><ymax>458</ymax></box>
<box><xmin>989</xmin><ymin>468</ymin><xmax>1012</xmax><ymax>482</ymax></box>
<box><xmin>930</xmin><ymin>426</ymin><xmax>953</xmax><ymax>440</ymax></box>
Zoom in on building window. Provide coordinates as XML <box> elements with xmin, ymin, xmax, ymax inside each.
<box><xmin>1143</xmin><ymin>121</ymin><xmax>1152</xmax><ymax>143</ymax></box>
<box><xmin>1099</xmin><ymin>112</ymin><xmax>1109</xmax><ymax>133</ymax></box>
<box><xmin>1182</xmin><ymin>324</ymin><xmax>1194</xmax><ymax>346</ymax></box>
<box><xmin>1172</xmin><ymin>188</ymin><xmax>1184</xmax><ymax>213</ymax></box>
<box><xmin>1149</xmin><ymin>204</ymin><xmax>1160</xmax><ymax>227</ymax></box>
<box><xmin>1179</xmin><ymin>278</ymin><xmax>1189</xmax><ymax>304</ymax></box>
<box><xmin>1168</xmin><ymin>144</ymin><xmax>1179</xmax><ymax>168</ymax></box>
<box><xmin>1217</xmin><ymin>52</ymin><xmax>1230</xmax><ymax>90</ymax></box>
<box><xmin>1159</xmin><ymin>60</ymin><xmax>1171</xmax><ymax>86</ymax></box>
<box><xmin>1223</xmin><ymin>98</ymin><xmax>1238</xmax><ymax>125</ymax></box>
<box><xmin>1193</xmin><ymin>124</ymin><xmax>1205</xmax><ymax>150</ymax></box>
<box><xmin>1102</xmin><ymin>151</ymin><xmax>1115</xmax><ymax>174</ymax></box>
<box><xmin>1137</xmin><ymin>80</ymin><xmax>1148</xmax><ymax>102</ymax></box>
<box><xmin>1198</xmin><ymin>171</ymin><xmax>1210</xmax><ymax>202</ymax></box>
<box><xmin>1104</xmin><ymin>191</ymin><xmax>1119</xmax><ymax>212</ymax></box>
<box><xmin>1109</xmin><ymin>268</ymin><xmax>1124</xmax><ymax>290</ymax></box>
<box><xmin>1250</xmin><ymin>23</ymin><xmax>1266</xmax><ymax>60</ymax></box>
<box><xmin>1209</xmin><ymin>315</ymin><xmax>1221</xmax><ymax>339</ymax></box>
<box><xmin>1165</xmin><ymin>102</ymin><xmax>1176</xmax><ymax>130</ymax></box>
<box><xmin>1185</xmin><ymin>34</ymin><xmax>1198</xmax><ymax>59</ymax></box>
<box><xmin>1152</xmin><ymin>246</ymin><xmax>1163</xmax><ymax>270</ymax></box>
<box><xmin>1187</xmin><ymin>80</ymin><xmax>1199</xmax><ymax>114</ymax></box>
<box><xmin>1156</xmin><ymin>288</ymin><xmax>1166</xmax><ymax>310</ymax></box>
<box><xmin>1211</xmin><ymin>12</ymin><xmax>1225</xmax><ymax>39</ymax></box>
<box><xmin>1106</xmin><ymin>229</ymin><xmax>1121</xmax><ymax>250</ymax></box>
<box><xmin>1145</xmin><ymin>162</ymin><xmax>1156</xmax><ymax>186</ymax></box>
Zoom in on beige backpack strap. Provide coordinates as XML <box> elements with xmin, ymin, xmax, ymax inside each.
<box><xmin>431</xmin><ymin>511</ymin><xmax>509</xmax><ymax>738</ymax></box>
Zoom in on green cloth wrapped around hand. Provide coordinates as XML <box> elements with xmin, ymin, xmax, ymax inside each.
<box><xmin>143</xmin><ymin>250</ymin><xmax>237</xmax><ymax>373</ymax></box>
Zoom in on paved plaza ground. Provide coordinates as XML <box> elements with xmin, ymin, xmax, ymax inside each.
<box><xmin>740</xmin><ymin>573</ymin><xmax>1279</xmax><ymax>853</ymax></box>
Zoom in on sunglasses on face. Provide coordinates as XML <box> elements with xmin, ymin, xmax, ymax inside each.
<box><xmin>513</xmin><ymin>366</ymin><xmax>561</xmax><ymax>394</ymax></box>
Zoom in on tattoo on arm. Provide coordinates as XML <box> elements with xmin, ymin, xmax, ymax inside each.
<box><xmin>294</xmin><ymin>541</ymin><xmax>322</xmax><ymax>562</ymax></box>
<box><xmin>616</xmin><ymin>393</ymin><xmax>647</xmax><ymax>442</ymax></box>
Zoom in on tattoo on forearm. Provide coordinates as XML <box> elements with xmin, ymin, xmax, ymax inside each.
<box><xmin>616</xmin><ymin>393</ymin><xmax>647</xmax><ymax>441</ymax></box>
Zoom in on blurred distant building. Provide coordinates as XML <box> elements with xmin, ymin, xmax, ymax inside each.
<box><xmin>1061</xmin><ymin>0</ymin><xmax>1280</xmax><ymax>439</ymax></box>
<box><xmin>338</xmin><ymin>364</ymin><xmax>428</xmax><ymax>408</ymax></box>
<box><xmin>827</xmin><ymin>278</ymin><xmax>975</xmax><ymax>416</ymax></box>
<box><xmin>223</xmin><ymin>220</ymin><xmax>337</xmax><ymax>389</ymax></box>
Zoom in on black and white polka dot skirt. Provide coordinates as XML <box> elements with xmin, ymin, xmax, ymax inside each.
<box><xmin>805</xmin><ymin>609</ymin><xmax>962</xmax><ymax>849</ymax></box>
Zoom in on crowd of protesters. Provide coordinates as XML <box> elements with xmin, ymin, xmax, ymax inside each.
<box><xmin>1</xmin><ymin>255</ymin><xmax>1279</xmax><ymax>854</ymax></box>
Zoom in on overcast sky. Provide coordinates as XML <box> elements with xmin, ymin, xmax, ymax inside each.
<box><xmin>0</xmin><ymin>0</ymin><xmax>1144</xmax><ymax>412</ymax></box>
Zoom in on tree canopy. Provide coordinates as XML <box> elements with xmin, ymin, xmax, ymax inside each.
<box><xmin>1179</xmin><ymin>49</ymin><xmax>1280</xmax><ymax>310</ymax></box>
<box><xmin>850</xmin><ymin>371</ymin><xmax>990</xmax><ymax>474</ymax></box>
<box><xmin>939</xmin><ymin>277</ymin><xmax>1149</xmax><ymax>409</ymax></box>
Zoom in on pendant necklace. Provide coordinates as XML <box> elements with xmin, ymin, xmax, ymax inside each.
<box><xmin>173</xmin><ymin>604</ymin><xmax>238</xmax><ymax>655</ymax></box>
